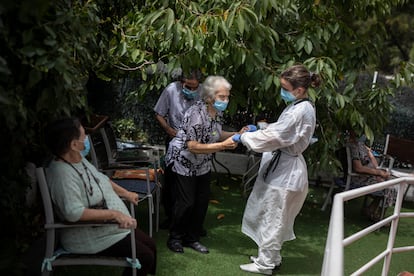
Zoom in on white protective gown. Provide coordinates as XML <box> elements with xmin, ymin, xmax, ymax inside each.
<box><xmin>240</xmin><ymin>99</ymin><xmax>316</xmax><ymax>250</ymax></box>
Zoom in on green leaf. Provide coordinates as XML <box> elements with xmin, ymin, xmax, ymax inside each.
<box><xmin>146</xmin><ymin>10</ymin><xmax>165</xmax><ymax>25</ymax></box>
<box><xmin>296</xmin><ymin>36</ymin><xmax>305</xmax><ymax>51</ymax></box>
<box><xmin>194</xmin><ymin>38</ymin><xmax>204</xmax><ymax>55</ymax></box>
<box><xmin>220</xmin><ymin>20</ymin><xmax>229</xmax><ymax>37</ymax></box>
<box><xmin>236</xmin><ymin>13</ymin><xmax>245</xmax><ymax>34</ymax></box>
<box><xmin>187</xmin><ymin>29</ymin><xmax>194</xmax><ymax>48</ymax></box>
<box><xmin>304</xmin><ymin>39</ymin><xmax>313</xmax><ymax>54</ymax></box>
<box><xmin>44</xmin><ymin>25</ymin><xmax>56</xmax><ymax>39</ymax></box>
<box><xmin>141</xmin><ymin>70</ymin><xmax>147</xmax><ymax>81</ymax></box>
<box><xmin>268</xmin><ymin>29</ymin><xmax>278</xmax><ymax>43</ymax></box>
<box><xmin>166</xmin><ymin>8</ymin><xmax>175</xmax><ymax>31</ymax></box>
<box><xmin>264</xmin><ymin>74</ymin><xmax>273</xmax><ymax>90</ymax></box>
<box><xmin>131</xmin><ymin>49</ymin><xmax>140</xmax><ymax>62</ymax></box>
<box><xmin>20</xmin><ymin>46</ymin><xmax>37</xmax><ymax>57</ymax></box>
<box><xmin>44</xmin><ymin>38</ymin><xmax>56</xmax><ymax>47</ymax></box>
<box><xmin>241</xmin><ymin>6</ymin><xmax>258</xmax><ymax>24</ymax></box>
<box><xmin>0</xmin><ymin>57</ymin><xmax>11</xmax><ymax>75</ymax></box>
<box><xmin>120</xmin><ymin>41</ymin><xmax>127</xmax><ymax>56</ymax></box>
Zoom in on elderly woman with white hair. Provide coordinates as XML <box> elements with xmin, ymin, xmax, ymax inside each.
<box><xmin>164</xmin><ymin>75</ymin><xmax>244</xmax><ymax>254</ymax></box>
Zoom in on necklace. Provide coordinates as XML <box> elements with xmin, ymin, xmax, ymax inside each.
<box><xmin>58</xmin><ymin>156</ymin><xmax>106</xmax><ymax>207</ymax></box>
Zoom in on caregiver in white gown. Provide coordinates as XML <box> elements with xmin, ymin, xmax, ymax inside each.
<box><xmin>236</xmin><ymin>64</ymin><xmax>321</xmax><ymax>275</ymax></box>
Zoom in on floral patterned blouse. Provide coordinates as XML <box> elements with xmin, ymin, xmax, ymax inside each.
<box><xmin>165</xmin><ymin>100</ymin><xmax>223</xmax><ymax>177</ymax></box>
<box><xmin>348</xmin><ymin>141</ymin><xmax>379</xmax><ymax>186</ymax></box>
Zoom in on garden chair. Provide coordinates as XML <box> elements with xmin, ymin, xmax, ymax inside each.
<box><xmin>110</xmin><ymin>167</ymin><xmax>161</xmax><ymax>237</ymax></box>
<box><xmin>100</xmin><ymin>121</ymin><xmax>156</xmax><ymax>166</ymax></box>
<box><xmin>35</xmin><ymin>167</ymin><xmax>140</xmax><ymax>276</ymax></box>
<box><xmin>88</xmin><ymin>129</ymin><xmax>161</xmax><ymax>236</ymax></box>
<box><xmin>321</xmin><ymin>146</ymin><xmax>362</xmax><ymax>211</ymax></box>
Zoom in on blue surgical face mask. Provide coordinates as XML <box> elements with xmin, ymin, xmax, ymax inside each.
<box><xmin>280</xmin><ymin>88</ymin><xmax>296</xmax><ymax>102</ymax></box>
<box><xmin>182</xmin><ymin>87</ymin><xmax>198</xmax><ymax>100</ymax></box>
<box><xmin>213</xmin><ymin>100</ymin><xmax>228</xmax><ymax>111</ymax></box>
<box><xmin>81</xmin><ymin>136</ymin><xmax>90</xmax><ymax>157</ymax></box>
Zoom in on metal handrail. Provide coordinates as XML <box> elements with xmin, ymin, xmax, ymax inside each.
<box><xmin>321</xmin><ymin>176</ymin><xmax>414</xmax><ymax>276</ymax></box>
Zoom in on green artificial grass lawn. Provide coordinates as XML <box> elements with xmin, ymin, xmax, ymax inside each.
<box><xmin>54</xmin><ymin>173</ymin><xmax>414</xmax><ymax>276</ymax></box>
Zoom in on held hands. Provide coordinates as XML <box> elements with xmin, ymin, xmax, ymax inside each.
<box><xmin>240</xmin><ymin>124</ymin><xmax>258</xmax><ymax>133</ymax></box>
<box><xmin>221</xmin><ymin>135</ymin><xmax>238</xmax><ymax>150</ymax></box>
<box><xmin>233</xmin><ymin>124</ymin><xmax>257</xmax><ymax>143</ymax></box>
<box><xmin>232</xmin><ymin>134</ymin><xmax>241</xmax><ymax>143</ymax></box>
<box><xmin>247</xmin><ymin>124</ymin><xmax>257</xmax><ymax>132</ymax></box>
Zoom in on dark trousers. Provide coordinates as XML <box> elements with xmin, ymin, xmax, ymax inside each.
<box><xmin>161</xmin><ymin>137</ymin><xmax>174</xmax><ymax>222</ymax></box>
<box><xmin>161</xmin><ymin>164</ymin><xmax>174</xmax><ymax>221</ymax></box>
<box><xmin>169</xmin><ymin>171</ymin><xmax>211</xmax><ymax>243</ymax></box>
<box><xmin>98</xmin><ymin>228</ymin><xmax>157</xmax><ymax>276</ymax></box>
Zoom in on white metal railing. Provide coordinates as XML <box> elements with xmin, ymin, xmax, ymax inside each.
<box><xmin>321</xmin><ymin>176</ymin><xmax>414</xmax><ymax>276</ymax></box>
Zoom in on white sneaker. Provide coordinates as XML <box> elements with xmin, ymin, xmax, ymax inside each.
<box><xmin>240</xmin><ymin>263</ymin><xmax>272</xmax><ymax>275</ymax></box>
<box><xmin>249</xmin><ymin>256</ymin><xmax>281</xmax><ymax>269</ymax></box>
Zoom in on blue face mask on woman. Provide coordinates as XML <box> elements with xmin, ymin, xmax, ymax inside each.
<box><xmin>81</xmin><ymin>136</ymin><xmax>90</xmax><ymax>157</ymax></box>
<box><xmin>280</xmin><ymin>88</ymin><xmax>296</xmax><ymax>102</ymax></box>
<box><xmin>213</xmin><ymin>100</ymin><xmax>228</xmax><ymax>111</ymax></box>
<box><xmin>182</xmin><ymin>87</ymin><xmax>198</xmax><ymax>100</ymax></box>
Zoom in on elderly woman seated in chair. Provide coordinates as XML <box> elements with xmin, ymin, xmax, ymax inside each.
<box><xmin>44</xmin><ymin>118</ymin><xmax>156</xmax><ymax>276</ymax></box>
<box><xmin>347</xmin><ymin>131</ymin><xmax>395</xmax><ymax>221</ymax></box>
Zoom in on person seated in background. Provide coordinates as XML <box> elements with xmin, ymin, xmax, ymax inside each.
<box><xmin>44</xmin><ymin>118</ymin><xmax>156</xmax><ymax>276</ymax></box>
<box><xmin>347</xmin><ymin>131</ymin><xmax>395</xmax><ymax>221</ymax></box>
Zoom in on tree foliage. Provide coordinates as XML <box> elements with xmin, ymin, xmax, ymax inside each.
<box><xmin>0</xmin><ymin>0</ymin><xmax>130</xmax><ymax>273</ymax></box>
<box><xmin>106</xmin><ymin>0</ymin><xmax>413</xmax><ymax>174</ymax></box>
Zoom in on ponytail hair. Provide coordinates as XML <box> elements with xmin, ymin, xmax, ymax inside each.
<box><xmin>281</xmin><ymin>64</ymin><xmax>321</xmax><ymax>90</ymax></box>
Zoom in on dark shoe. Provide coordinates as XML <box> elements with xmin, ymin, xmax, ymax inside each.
<box><xmin>200</xmin><ymin>228</ymin><xmax>207</xmax><ymax>237</ymax></box>
<box><xmin>183</xmin><ymin>241</ymin><xmax>209</xmax><ymax>254</ymax></box>
<box><xmin>167</xmin><ymin>239</ymin><xmax>184</xmax><ymax>253</ymax></box>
